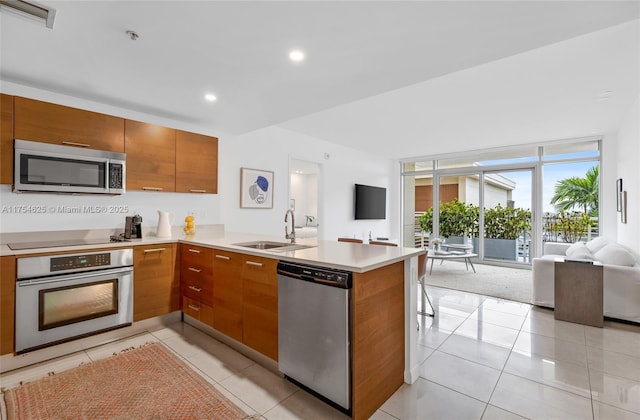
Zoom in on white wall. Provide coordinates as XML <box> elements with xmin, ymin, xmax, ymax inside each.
<box><xmin>219</xmin><ymin>126</ymin><xmax>395</xmax><ymax>241</ymax></box>
<box><xmin>614</xmin><ymin>97</ymin><xmax>640</xmax><ymax>258</ymax></box>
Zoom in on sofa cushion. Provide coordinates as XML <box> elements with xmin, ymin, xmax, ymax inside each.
<box><xmin>586</xmin><ymin>237</ymin><xmax>609</xmax><ymax>253</ymax></box>
<box><xmin>566</xmin><ymin>242</ymin><xmax>588</xmax><ymax>257</ymax></box>
<box><xmin>567</xmin><ymin>249</ymin><xmax>595</xmax><ymax>261</ymax></box>
<box><xmin>594</xmin><ymin>244</ymin><xmax>637</xmax><ymax>267</ymax></box>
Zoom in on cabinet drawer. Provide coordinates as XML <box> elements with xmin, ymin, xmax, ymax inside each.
<box><xmin>182</xmin><ymin>277</ymin><xmax>204</xmax><ymax>301</ymax></box>
<box><xmin>182</xmin><ymin>296</ymin><xmax>213</xmax><ymax>327</ymax></box>
<box><xmin>181</xmin><ymin>261</ymin><xmax>214</xmax><ymax>279</ymax></box>
<box><xmin>181</xmin><ymin>273</ymin><xmax>213</xmax><ymax>306</ymax></box>
<box><xmin>181</xmin><ymin>244</ymin><xmax>214</xmax><ymax>265</ymax></box>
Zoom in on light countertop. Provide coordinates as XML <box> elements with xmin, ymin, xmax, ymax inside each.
<box><xmin>1</xmin><ymin>226</ymin><xmax>423</xmax><ymax>273</ymax></box>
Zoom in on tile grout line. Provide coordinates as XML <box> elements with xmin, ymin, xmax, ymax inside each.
<box><xmin>481</xmin><ymin>303</ymin><xmax>532</xmax><ymax>419</ymax></box>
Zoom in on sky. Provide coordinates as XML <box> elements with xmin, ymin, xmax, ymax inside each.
<box><xmin>490</xmin><ymin>161</ymin><xmax>597</xmax><ymax>213</ymax></box>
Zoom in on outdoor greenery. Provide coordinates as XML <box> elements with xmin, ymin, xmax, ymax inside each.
<box><xmin>418</xmin><ymin>199</ymin><xmax>531</xmax><ymax>240</ymax></box>
<box><xmin>418</xmin><ymin>166</ymin><xmax>598</xmax><ymax>245</ymax></box>
<box><xmin>543</xmin><ymin>211</ymin><xmax>594</xmax><ymax>243</ymax></box>
<box><xmin>484</xmin><ymin>204</ymin><xmax>532</xmax><ymax>240</ymax></box>
<box><xmin>550</xmin><ymin>165</ymin><xmax>599</xmax><ymax>216</ymax></box>
<box><xmin>418</xmin><ymin>199</ymin><xmax>478</xmax><ymax>238</ymax></box>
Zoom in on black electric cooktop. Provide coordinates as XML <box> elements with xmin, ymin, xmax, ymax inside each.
<box><xmin>7</xmin><ymin>238</ymin><xmax>116</xmax><ymax>250</ymax></box>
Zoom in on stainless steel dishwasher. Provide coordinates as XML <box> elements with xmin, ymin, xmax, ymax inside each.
<box><xmin>277</xmin><ymin>261</ymin><xmax>352</xmax><ymax>413</ymax></box>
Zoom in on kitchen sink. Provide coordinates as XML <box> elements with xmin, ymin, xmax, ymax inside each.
<box><xmin>232</xmin><ymin>241</ymin><xmax>315</xmax><ymax>252</ymax></box>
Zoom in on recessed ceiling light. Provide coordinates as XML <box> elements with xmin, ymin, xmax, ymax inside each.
<box><xmin>204</xmin><ymin>93</ymin><xmax>217</xmax><ymax>102</ymax></box>
<box><xmin>597</xmin><ymin>91</ymin><xmax>613</xmax><ymax>100</ymax></box>
<box><xmin>289</xmin><ymin>50</ymin><xmax>305</xmax><ymax>62</ymax></box>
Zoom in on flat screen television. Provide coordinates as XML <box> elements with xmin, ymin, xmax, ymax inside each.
<box><xmin>354</xmin><ymin>184</ymin><xmax>386</xmax><ymax>220</ymax></box>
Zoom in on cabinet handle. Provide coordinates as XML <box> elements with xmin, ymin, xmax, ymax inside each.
<box><xmin>142</xmin><ymin>186</ymin><xmax>163</xmax><ymax>191</ymax></box>
<box><xmin>62</xmin><ymin>141</ymin><xmax>90</xmax><ymax>147</ymax></box>
<box><xmin>188</xmin><ymin>285</ymin><xmax>202</xmax><ymax>292</ymax></box>
<box><xmin>143</xmin><ymin>248</ymin><xmax>166</xmax><ymax>253</ymax></box>
<box><xmin>188</xmin><ymin>304</ymin><xmax>200</xmax><ymax>312</ymax></box>
<box><xmin>215</xmin><ymin>255</ymin><xmax>230</xmax><ymax>260</ymax></box>
<box><xmin>245</xmin><ymin>261</ymin><xmax>263</xmax><ymax>267</ymax></box>
<box><xmin>190</xmin><ymin>189</ymin><xmax>207</xmax><ymax>193</ymax></box>
<box><xmin>188</xmin><ymin>248</ymin><xmax>201</xmax><ymax>254</ymax></box>
<box><xmin>188</xmin><ymin>267</ymin><xmax>202</xmax><ymax>273</ymax></box>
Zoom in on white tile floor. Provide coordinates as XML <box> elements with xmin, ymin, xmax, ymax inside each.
<box><xmin>2</xmin><ymin>285</ymin><xmax>640</xmax><ymax>419</ymax></box>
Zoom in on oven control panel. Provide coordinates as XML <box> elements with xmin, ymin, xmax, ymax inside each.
<box><xmin>50</xmin><ymin>253</ymin><xmax>111</xmax><ymax>272</ymax></box>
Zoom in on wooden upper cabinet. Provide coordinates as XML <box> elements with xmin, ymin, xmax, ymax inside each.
<box><xmin>175</xmin><ymin>130</ymin><xmax>218</xmax><ymax>194</ymax></box>
<box><xmin>14</xmin><ymin>97</ymin><xmax>124</xmax><ymax>152</ymax></box>
<box><xmin>125</xmin><ymin>120</ymin><xmax>176</xmax><ymax>192</ymax></box>
<box><xmin>1</xmin><ymin>94</ymin><xmax>14</xmax><ymax>185</ymax></box>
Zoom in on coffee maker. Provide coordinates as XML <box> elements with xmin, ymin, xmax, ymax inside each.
<box><xmin>124</xmin><ymin>214</ymin><xmax>143</xmax><ymax>239</ymax></box>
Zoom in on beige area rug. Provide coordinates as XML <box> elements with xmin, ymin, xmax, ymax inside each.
<box><xmin>425</xmin><ymin>260</ymin><xmax>533</xmax><ymax>303</ymax></box>
<box><xmin>2</xmin><ymin>342</ymin><xmax>249</xmax><ymax>420</ymax></box>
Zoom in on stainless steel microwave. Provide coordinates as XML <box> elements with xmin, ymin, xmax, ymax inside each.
<box><xmin>14</xmin><ymin>139</ymin><xmax>126</xmax><ymax>195</ymax></box>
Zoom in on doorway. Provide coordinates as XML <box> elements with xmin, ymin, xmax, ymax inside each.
<box><xmin>289</xmin><ymin>159</ymin><xmax>321</xmax><ymax>239</ymax></box>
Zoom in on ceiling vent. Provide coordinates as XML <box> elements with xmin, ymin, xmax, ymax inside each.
<box><xmin>0</xmin><ymin>0</ymin><xmax>56</xmax><ymax>29</ymax></box>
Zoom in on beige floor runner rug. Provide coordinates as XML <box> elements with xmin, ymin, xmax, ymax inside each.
<box><xmin>2</xmin><ymin>342</ymin><xmax>248</xmax><ymax>420</ymax></box>
<box><xmin>426</xmin><ymin>260</ymin><xmax>533</xmax><ymax>304</ymax></box>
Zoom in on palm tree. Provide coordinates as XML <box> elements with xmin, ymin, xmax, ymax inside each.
<box><xmin>550</xmin><ymin>166</ymin><xmax>599</xmax><ymax>215</ymax></box>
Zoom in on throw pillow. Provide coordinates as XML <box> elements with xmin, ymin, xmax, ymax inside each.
<box><xmin>567</xmin><ymin>249</ymin><xmax>594</xmax><ymax>261</ymax></box>
<box><xmin>586</xmin><ymin>237</ymin><xmax>609</xmax><ymax>253</ymax></box>
<box><xmin>566</xmin><ymin>242</ymin><xmax>587</xmax><ymax>257</ymax></box>
<box><xmin>594</xmin><ymin>244</ymin><xmax>637</xmax><ymax>267</ymax></box>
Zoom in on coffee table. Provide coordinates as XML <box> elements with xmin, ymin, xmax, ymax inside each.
<box><xmin>428</xmin><ymin>250</ymin><xmax>478</xmax><ymax>274</ymax></box>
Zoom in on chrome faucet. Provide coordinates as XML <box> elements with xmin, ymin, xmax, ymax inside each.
<box><xmin>285</xmin><ymin>209</ymin><xmax>296</xmax><ymax>243</ymax></box>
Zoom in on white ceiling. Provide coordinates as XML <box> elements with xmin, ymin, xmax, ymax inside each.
<box><xmin>1</xmin><ymin>1</ymin><xmax>639</xmax><ymax>159</ymax></box>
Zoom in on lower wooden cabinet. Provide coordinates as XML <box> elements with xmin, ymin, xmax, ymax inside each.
<box><xmin>0</xmin><ymin>256</ymin><xmax>16</xmax><ymax>355</ymax></box>
<box><xmin>242</xmin><ymin>255</ymin><xmax>278</xmax><ymax>360</ymax></box>
<box><xmin>133</xmin><ymin>244</ymin><xmax>179</xmax><ymax>322</ymax></box>
<box><xmin>211</xmin><ymin>249</ymin><xmax>243</xmax><ymax>342</ymax></box>
<box><xmin>179</xmin><ymin>246</ymin><xmax>279</xmax><ymax>361</ymax></box>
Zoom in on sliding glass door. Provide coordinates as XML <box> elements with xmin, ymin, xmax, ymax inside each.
<box><xmin>481</xmin><ymin>169</ymin><xmax>533</xmax><ymax>264</ymax></box>
<box><xmin>401</xmin><ymin>137</ymin><xmax>600</xmax><ymax>268</ymax></box>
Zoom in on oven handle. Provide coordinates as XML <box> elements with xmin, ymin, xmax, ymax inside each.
<box><xmin>17</xmin><ymin>266</ymin><xmax>133</xmax><ymax>287</ymax></box>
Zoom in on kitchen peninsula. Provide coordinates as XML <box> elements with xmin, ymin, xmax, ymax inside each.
<box><xmin>0</xmin><ymin>226</ymin><xmax>423</xmax><ymax>420</ymax></box>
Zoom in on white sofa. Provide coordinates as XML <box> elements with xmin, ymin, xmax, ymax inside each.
<box><xmin>532</xmin><ymin>237</ymin><xmax>640</xmax><ymax>323</ymax></box>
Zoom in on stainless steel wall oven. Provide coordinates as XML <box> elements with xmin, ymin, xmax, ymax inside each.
<box><xmin>15</xmin><ymin>248</ymin><xmax>133</xmax><ymax>354</ymax></box>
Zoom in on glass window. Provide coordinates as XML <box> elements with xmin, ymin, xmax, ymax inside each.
<box><xmin>438</xmin><ymin>147</ymin><xmax>538</xmax><ymax>169</ymax></box>
<box><xmin>403</xmin><ymin>160</ymin><xmax>433</xmax><ymax>173</ymax></box>
<box><xmin>543</xmin><ymin>140</ymin><xmax>599</xmax><ymax>161</ymax></box>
